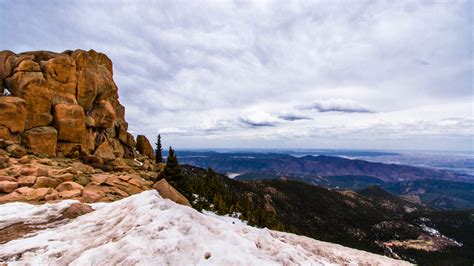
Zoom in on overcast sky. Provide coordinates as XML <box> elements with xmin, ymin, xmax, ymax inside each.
<box><xmin>1</xmin><ymin>0</ymin><xmax>472</xmax><ymax>151</ymax></box>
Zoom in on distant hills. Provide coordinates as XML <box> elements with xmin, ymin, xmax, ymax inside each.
<box><xmin>178</xmin><ymin>151</ymin><xmax>474</xmax><ymax>210</ymax></box>
<box><xmin>178</xmin><ymin>151</ymin><xmax>472</xmax><ymax>183</ymax></box>
<box><xmin>383</xmin><ymin>179</ymin><xmax>474</xmax><ymax>211</ymax></box>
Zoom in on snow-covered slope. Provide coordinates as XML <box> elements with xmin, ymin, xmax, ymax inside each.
<box><xmin>0</xmin><ymin>190</ymin><xmax>410</xmax><ymax>265</ymax></box>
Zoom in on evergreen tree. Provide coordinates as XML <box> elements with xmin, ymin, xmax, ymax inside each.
<box><xmin>159</xmin><ymin>147</ymin><xmax>191</xmax><ymax>198</ymax></box>
<box><xmin>155</xmin><ymin>134</ymin><xmax>163</xmax><ymax>164</ymax></box>
<box><xmin>160</xmin><ymin>147</ymin><xmax>182</xmax><ymax>185</ymax></box>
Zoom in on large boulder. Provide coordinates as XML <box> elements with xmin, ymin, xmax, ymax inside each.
<box><xmin>16</xmin><ymin>59</ymin><xmax>41</xmax><ymax>72</ymax></box>
<box><xmin>53</xmin><ymin>104</ymin><xmax>86</xmax><ymax>143</ymax></box>
<box><xmin>41</xmin><ymin>54</ymin><xmax>77</xmax><ymax>96</ymax></box>
<box><xmin>0</xmin><ymin>181</ymin><xmax>18</xmax><ymax>193</ymax></box>
<box><xmin>33</xmin><ymin>177</ymin><xmax>61</xmax><ymax>189</ymax></box>
<box><xmin>93</xmin><ymin>141</ymin><xmax>115</xmax><ymax>161</ymax></box>
<box><xmin>119</xmin><ymin>131</ymin><xmax>136</xmax><ymax>159</ymax></box>
<box><xmin>153</xmin><ymin>179</ymin><xmax>191</xmax><ymax>207</ymax></box>
<box><xmin>0</xmin><ymin>176</ymin><xmax>16</xmax><ymax>182</ymax></box>
<box><xmin>17</xmin><ymin>176</ymin><xmax>37</xmax><ymax>187</ymax></box>
<box><xmin>56</xmin><ymin>181</ymin><xmax>84</xmax><ymax>192</ymax></box>
<box><xmin>0</xmin><ymin>97</ymin><xmax>27</xmax><ymax>133</ymax></box>
<box><xmin>24</xmin><ymin>187</ymin><xmax>56</xmax><ymax>202</ymax></box>
<box><xmin>76</xmin><ymin>68</ymin><xmax>98</xmax><ymax>111</ymax></box>
<box><xmin>22</xmin><ymin>126</ymin><xmax>57</xmax><ymax>156</ymax></box>
<box><xmin>5</xmin><ymin>54</ymin><xmax>34</xmax><ymax>77</ymax></box>
<box><xmin>73</xmin><ymin>50</ymin><xmax>117</xmax><ymax>111</ymax></box>
<box><xmin>61</xmin><ymin>202</ymin><xmax>93</xmax><ymax>218</ymax></box>
<box><xmin>90</xmin><ymin>99</ymin><xmax>115</xmax><ymax>129</ymax></box>
<box><xmin>4</xmin><ymin>72</ymin><xmax>52</xmax><ymax>130</ymax></box>
<box><xmin>136</xmin><ymin>135</ymin><xmax>155</xmax><ymax>161</ymax></box>
<box><xmin>44</xmin><ymin>56</ymin><xmax>78</xmax><ymax>105</ymax></box>
<box><xmin>0</xmin><ymin>126</ymin><xmax>19</xmax><ymax>143</ymax></box>
<box><xmin>0</xmin><ymin>50</ymin><xmax>16</xmax><ymax>83</ymax></box>
<box><xmin>89</xmin><ymin>49</ymin><xmax>114</xmax><ymax>75</ymax></box>
<box><xmin>51</xmin><ymin>93</ymin><xmax>78</xmax><ymax>105</ymax></box>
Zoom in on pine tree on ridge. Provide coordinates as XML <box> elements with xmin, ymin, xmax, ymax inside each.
<box><xmin>155</xmin><ymin>134</ymin><xmax>163</xmax><ymax>164</ymax></box>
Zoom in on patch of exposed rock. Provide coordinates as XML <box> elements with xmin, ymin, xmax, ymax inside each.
<box><xmin>0</xmin><ymin>151</ymin><xmax>186</xmax><ymax>207</ymax></box>
<box><xmin>153</xmin><ymin>179</ymin><xmax>191</xmax><ymax>207</ymax></box>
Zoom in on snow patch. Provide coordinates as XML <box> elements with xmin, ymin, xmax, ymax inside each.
<box><xmin>133</xmin><ymin>158</ymin><xmax>143</xmax><ymax>166</ymax></box>
<box><xmin>0</xmin><ymin>191</ymin><xmax>410</xmax><ymax>265</ymax></box>
<box><xmin>0</xmin><ymin>200</ymin><xmax>78</xmax><ymax>230</ymax></box>
<box><xmin>226</xmin><ymin>173</ymin><xmax>242</xmax><ymax>179</ymax></box>
<box><xmin>419</xmin><ymin>224</ymin><xmax>463</xmax><ymax>247</ymax></box>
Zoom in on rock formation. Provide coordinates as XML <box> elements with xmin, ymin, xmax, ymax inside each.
<box><xmin>0</xmin><ymin>49</ymin><xmax>155</xmax><ymax>163</ymax></box>
<box><xmin>0</xmin><ymin>49</ymin><xmax>190</xmax><ymax>207</ymax></box>
<box><xmin>136</xmin><ymin>135</ymin><xmax>155</xmax><ymax>161</ymax></box>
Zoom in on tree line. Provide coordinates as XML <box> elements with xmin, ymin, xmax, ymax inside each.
<box><xmin>155</xmin><ymin>133</ymin><xmax>284</xmax><ymax>230</ymax></box>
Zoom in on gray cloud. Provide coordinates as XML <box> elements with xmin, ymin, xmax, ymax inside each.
<box><xmin>278</xmin><ymin>114</ymin><xmax>312</xmax><ymax>121</ymax></box>
<box><xmin>239</xmin><ymin>118</ymin><xmax>278</xmax><ymax>128</ymax></box>
<box><xmin>299</xmin><ymin>99</ymin><xmax>374</xmax><ymax>113</ymax></box>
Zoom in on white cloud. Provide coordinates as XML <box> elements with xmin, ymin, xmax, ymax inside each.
<box><xmin>0</xmin><ymin>0</ymin><xmax>472</xmax><ymax>151</ymax></box>
<box><xmin>158</xmin><ymin>128</ymin><xmax>188</xmax><ymax>135</ymax></box>
<box><xmin>239</xmin><ymin>110</ymin><xmax>280</xmax><ymax>127</ymax></box>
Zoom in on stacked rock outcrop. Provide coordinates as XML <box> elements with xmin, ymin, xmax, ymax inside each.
<box><xmin>0</xmin><ymin>154</ymin><xmax>188</xmax><ymax>207</ymax></box>
<box><xmin>0</xmin><ymin>49</ymin><xmax>148</xmax><ymax>163</ymax></box>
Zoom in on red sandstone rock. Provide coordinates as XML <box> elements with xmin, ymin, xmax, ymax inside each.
<box><xmin>56</xmin><ymin>181</ymin><xmax>84</xmax><ymax>192</ymax></box>
<box><xmin>53</xmin><ymin>104</ymin><xmax>86</xmax><ymax>143</ymax></box>
<box><xmin>94</xmin><ymin>141</ymin><xmax>115</xmax><ymax>161</ymax></box>
<box><xmin>5</xmin><ymin>72</ymin><xmax>52</xmax><ymax>130</ymax></box>
<box><xmin>0</xmin><ymin>97</ymin><xmax>27</xmax><ymax>133</ymax></box>
<box><xmin>61</xmin><ymin>202</ymin><xmax>93</xmax><ymax>218</ymax></box>
<box><xmin>153</xmin><ymin>179</ymin><xmax>191</xmax><ymax>207</ymax></box>
<box><xmin>32</xmin><ymin>176</ymin><xmax>61</xmax><ymax>189</ymax></box>
<box><xmin>58</xmin><ymin>189</ymin><xmax>82</xmax><ymax>199</ymax></box>
<box><xmin>17</xmin><ymin>176</ymin><xmax>37</xmax><ymax>187</ymax></box>
<box><xmin>0</xmin><ymin>49</ymin><xmax>136</xmax><ymax>162</ymax></box>
<box><xmin>0</xmin><ymin>181</ymin><xmax>18</xmax><ymax>193</ymax></box>
<box><xmin>22</xmin><ymin>126</ymin><xmax>57</xmax><ymax>156</ymax></box>
<box><xmin>136</xmin><ymin>135</ymin><xmax>155</xmax><ymax>161</ymax></box>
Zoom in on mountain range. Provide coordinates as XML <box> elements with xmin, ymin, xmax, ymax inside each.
<box><xmin>178</xmin><ymin>151</ymin><xmax>474</xmax><ymax>211</ymax></box>
<box><xmin>178</xmin><ymin>151</ymin><xmax>473</xmax><ymax>183</ymax></box>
